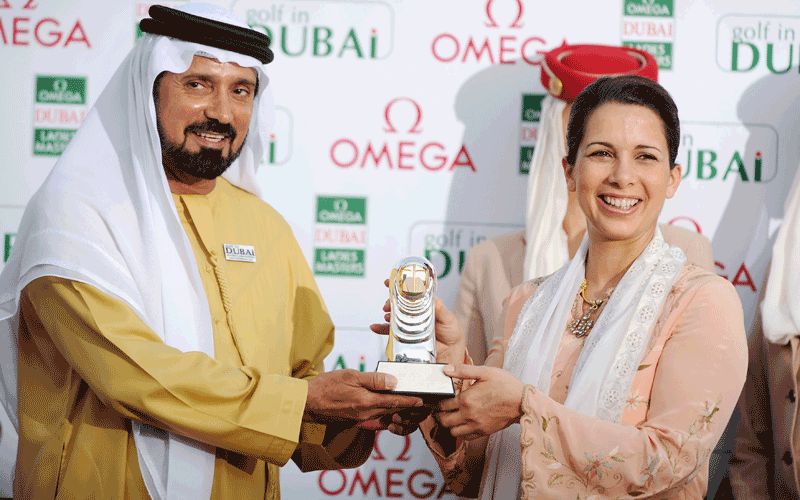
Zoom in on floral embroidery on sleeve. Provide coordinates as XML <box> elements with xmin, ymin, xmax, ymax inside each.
<box><xmin>519</xmin><ymin>386</ymin><xmax>724</xmax><ymax>500</ymax></box>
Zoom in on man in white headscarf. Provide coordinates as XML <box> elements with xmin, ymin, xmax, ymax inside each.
<box><xmin>451</xmin><ymin>43</ymin><xmax>715</xmax><ymax>365</ymax></box>
<box><xmin>730</xmin><ymin>166</ymin><xmax>800</xmax><ymax>499</ymax></box>
<box><xmin>0</xmin><ymin>4</ymin><xmax>423</xmax><ymax>499</ymax></box>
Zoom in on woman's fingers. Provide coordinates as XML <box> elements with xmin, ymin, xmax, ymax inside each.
<box><xmin>443</xmin><ymin>363</ymin><xmax>489</xmax><ymax>381</ymax></box>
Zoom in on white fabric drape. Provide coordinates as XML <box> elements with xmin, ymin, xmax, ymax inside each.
<box><xmin>480</xmin><ymin>229</ymin><xmax>686</xmax><ymax>499</ymax></box>
<box><xmin>763</xmin><ymin>163</ymin><xmax>800</xmax><ymax>345</ymax></box>
<box><xmin>522</xmin><ymin>95</ymin><xmax>570</xmax><ymax>282</ymax></box>
<box><xmin>0</xmin><ymin>4</ymin><xmax>275</xmax><ymax>499</ymax></box>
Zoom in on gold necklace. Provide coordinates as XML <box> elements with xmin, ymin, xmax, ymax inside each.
<box><xmin>569</xmin><ymin>279</ymin><xmax>609</xmax><ymax>338</ymax></box>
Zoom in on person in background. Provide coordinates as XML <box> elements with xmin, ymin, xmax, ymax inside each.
<box><xmin>453</xmin><ymin>44</ymin><xmax>714</xmax><ymax>366</ymax></box>
<box><xmin>729</xmin><ymin>165</ymin><xmax>800</xmax><ymax>499</ymax></box>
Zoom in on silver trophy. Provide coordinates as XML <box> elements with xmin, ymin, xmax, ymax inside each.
<box><xmin>376</xmin><ymin>256</ymin><xmax>454</xmax><ymax>399</ymax></box>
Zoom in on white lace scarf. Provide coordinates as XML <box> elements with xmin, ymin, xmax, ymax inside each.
<box><xmin>479</xmin><ymin>228</ymin><xmax>686</xmax><ymax>499</ymax></box>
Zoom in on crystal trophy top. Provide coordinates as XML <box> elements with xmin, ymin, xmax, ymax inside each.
<box><xmin>387</xmin><ymin>256</ymin><xmax>437</xmax><ymax>363</ymax></box>
<box><xmin>378</xmin><ymin>256</ymin><xmax>453</xmax><ymax>398</ymax></box>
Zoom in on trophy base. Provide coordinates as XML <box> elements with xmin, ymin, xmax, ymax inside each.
<box><xmin>375</xmin><ymin>361</ymin><xmax>456</xmax><ymax>401</ymax></box>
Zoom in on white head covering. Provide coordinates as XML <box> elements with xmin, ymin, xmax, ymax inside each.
<box><xmin>762</xmin><ymin>164</ymin><xmax>800</xmax><ymax>344</ymax></box>
<box><xmin>522</xmin><ymin>94</ymin><xmax>570</xmax><ymax>281</ymax></box>
<box><xmin>0</xmin><ymin>4</ymin><xmax>274</xmax><ymax>498</ymax></box>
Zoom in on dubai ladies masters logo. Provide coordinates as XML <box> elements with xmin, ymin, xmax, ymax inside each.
<box><xmin>33</xmin><ymin>75</ymin><xmax>88</xmax><ymax>156</ymax></box>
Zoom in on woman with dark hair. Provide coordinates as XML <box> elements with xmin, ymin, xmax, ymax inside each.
<box><xmin>416</xmin><ymin>75</ymin><xmax>748</xmax><ymax>499</ymax></box>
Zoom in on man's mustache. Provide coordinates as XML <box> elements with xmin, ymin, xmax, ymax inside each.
<box><xmin>185</xmin><ymin>119</ymin><xmax>236</xmax><ymax>140</ymax></box>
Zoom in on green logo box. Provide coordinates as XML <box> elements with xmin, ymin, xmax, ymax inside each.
<box><xmin>314</xmin><ymin>248</ymin><xmax>366</xmax><ymax>276</ymax></box>
<box><xmin>519</xmin><ymin>147</ymin><xmax>534</xmax><ymax>174</ymax></box>
<box><xmin>316</xmin><ymin>196</ymin><xmax>367</xmax><ymax>225</ymax></box>
<box><xmin>33</xmin><ymin>128</ymin><xmax>77</xmax><ymax>156</ymax></box>
<box><xmin>521</xmin><ymin>94</ymin><xmax>545</xmax><ymax>123</ymax></box>
<box><xmin>623</xmin><ymin>0</ymin><xmax>673</xmax><ymax>18</ymax></box>
<box><xmin>4</xmin><ymin>234</ymin><xmax>15</xmax><ymax>263</ymax></box>
<box><xmin>623</xmin><ymin>41</ymin><xmax>673</xmax><ymax>70</ymax></box>
<box><xmin>35</xmin><ymin>76</ymin><xmax>87</xmax><ymax>105</ymax></box>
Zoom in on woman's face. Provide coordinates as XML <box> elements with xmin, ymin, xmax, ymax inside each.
<box><xmin>563</xmin><ymin>101</ymin><xmax>681</xmax><ymax>245</ymax></box>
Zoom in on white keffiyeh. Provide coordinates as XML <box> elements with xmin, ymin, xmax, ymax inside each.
<box><xmin>0</xmin><ymin>4</ymin><xmax>275</xmax><ymax>499</ymax></box>
<box><xmin>763</xmin><ymin>164</ymin><xmax>800</xmax><ymax>345</ymax></box>
<box><xmin>479</xmin><ymin>228</ymin><xmax>686</xmax><ymax>499</ymax></box>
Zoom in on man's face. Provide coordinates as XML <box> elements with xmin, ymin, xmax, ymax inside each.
<box><xmin>155</xmin><ymin>55</ymin><xmax>258</xmax><ymax>181</ymax></box>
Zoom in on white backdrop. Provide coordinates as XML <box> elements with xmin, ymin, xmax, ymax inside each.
<box><xmin>3</xmin><ymin>0</ymin><xmax>799</xmax><ymax>498</ymax></box>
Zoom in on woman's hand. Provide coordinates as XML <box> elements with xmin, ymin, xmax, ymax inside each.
<box><xmin>434</xmin><ymin>364</ymin><xmax>525</xmax><ymax>440</ymax></box>
<box><xmin>432</xmin><ymin>298</ymin><xmax>467</xmax><ymax>365</ymax></box>
<box><xmin>369</xmin><ymin>280</ymin><xmax>467</xmax><ymax>365</ymax></box>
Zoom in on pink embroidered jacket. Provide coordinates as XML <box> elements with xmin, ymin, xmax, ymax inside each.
<box><xmin>422</xmin><ymin>264</ymin><xmax>747</xmax><ymax>499</ymax></box>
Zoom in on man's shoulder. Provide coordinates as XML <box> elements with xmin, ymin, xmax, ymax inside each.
<box><xmin>218</xmin><ymin>178</ymin><xmax>290</xmax><ymax>225</ymax></box>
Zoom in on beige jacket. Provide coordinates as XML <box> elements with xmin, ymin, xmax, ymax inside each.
<box><xmin>729</xmin><ymin>268</ymin><xmax>800</xmax><ymax>499</ymax></box>
<box><xmin>452</xmin><ymin>225</ymin><xmax>715</xmax><ymax>365</ymax></box>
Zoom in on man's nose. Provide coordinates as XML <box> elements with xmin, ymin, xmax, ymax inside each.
<box><xmin>205</xmin><ymin>90</ymin><xmax>233</xmax><ymax>124</ymax></box>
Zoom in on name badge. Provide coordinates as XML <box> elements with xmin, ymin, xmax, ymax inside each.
<box><xmin>223</xmin><ymin>244</ymin><xmax>256</xmax><ymax>263</ymax></box>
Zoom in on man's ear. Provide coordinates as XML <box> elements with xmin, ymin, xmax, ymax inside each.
<box><xmin>563</xmin><ymin>157</ymin><xmax>576</xmax><ymax>192</ymax></box>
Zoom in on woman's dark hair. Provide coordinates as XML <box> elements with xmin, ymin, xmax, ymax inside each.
<box><xmin>565</xmin><ymin>75</ymin><xmax>680</xmax><ymax>168</ymax></box>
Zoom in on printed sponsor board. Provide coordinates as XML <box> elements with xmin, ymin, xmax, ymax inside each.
<box><xmin>519</xmin><ymin>93</ymin><xmax>544</xmax><ymax>174</ymax></box>
<box><xmin>430</xmin><ymin>0</ymin><xmax>547</xmax><ymax>66</ymax></box>
<box><xmin>679</xmin><ymin>122</ymin><xmax>777</xmax><ymax>183</ymax></box>
<box><xmin>621</xmin><ymin>0</ymin><xmax>675</xmax><ymax>69</ymax></box>
<box><xmin>314</xmin><ymin>196</ymin><xmax>368</xmax><ymax>277</ymax></box>
<box><xmin>316</xmin><ymin>196</ymin><xmax>367</xmax><ymax>225</ymax></box>
<box><xmin>33</xmin><ymin>75</ymin><xmax>88</xmax><ymax>156</ymax></box>
<box><xmin>264</xmin><ymin>105</ymin><xmax>293</xmax><ymax>166</ymax></box>
<box><xmin>408</xmin><ymin>222</ymin><xmax>524</xmax><ymax>307</ymax></box>
<box><xmin>330</xmin><ymin>98</ymin><xmax>476</xmax><ymax>173</ymax></box>
<box><xmin>716</xmin><ymin>14</ymin><xmax>800</xmax><ymax>74</ymax></box>
<box><xmin>664</xmin><ymin>121</ymin><xmax>777</xmax><ymax>244</ymax></box>
<box><xmin>233</xmin><ymin>0</ymin><xmax>395</xmax><ymax>60</ymax></box>
<box><xmin>0</xmin><ymin>0</ymin><xmax>91</xmax><ymax>48</ymax></box>
<box><xmin>315</xmin><ymin>452</ymin><xmax>457</xmax><ymax>499</ymax></box>
<box><xmin>314</xmin><ymin>248</ymin><xmax>366</xmax><ymax>276</ymax></box>
<box><xmin>36</xmin><ymin>76</ymin><xmax>86</xmax><ymax>104</ymax></box>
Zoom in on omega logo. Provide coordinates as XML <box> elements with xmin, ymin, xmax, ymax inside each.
<box><xmin>383</xmin><ymin>97</ymin><xmax>423</xmax><ymax>135</ymax></box>
<box><xmin>332</xmin><ymin>199</ymin><xmax>348</xmax><ymax>212</ymax></box>
<box><xmin>484</xmin><ymin>0</ymin><xmax>524</xmax><ymax>29</ymax></box>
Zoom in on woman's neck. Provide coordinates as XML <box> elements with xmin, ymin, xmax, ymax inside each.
<box><xmin>583</xmin><ymin>226</ymin><xmax>656</xmax><ymax>299</ymax></box>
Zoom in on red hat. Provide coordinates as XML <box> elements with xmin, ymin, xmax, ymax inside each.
<box><xmin>540</xmin><ymin>43</ymin><xmax>658</xmax><ymax>102</ymax></box>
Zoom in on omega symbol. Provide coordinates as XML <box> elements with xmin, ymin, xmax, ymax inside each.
<box><xmin>53</xmin><ymin>78</ymin><xmax>68</xmax><ymax>92</ymax></box>
<box><xmin>333</xmin><ymin>199</ymin><xmax>349</xmax><ymax>212</ymax></box>
<box><xmin>383</xmin><ymin>97</ymin><xmax>423</xmax><ymax>134</ymax></box>
<box><xmin>485</xmin><ymin>0</ymin><xmax>524</xmax><ymax>29</ymax></box>
<box><xmin>667</xmin><ymin>216</ymin><xmax>702</xmax><ymax>234</ymax></box>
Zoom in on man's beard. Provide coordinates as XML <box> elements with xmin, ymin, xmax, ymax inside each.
<box><xmin>158</xmin><ymin>118</ymin><xmax>247</xmax><ymax>180</ymax></box>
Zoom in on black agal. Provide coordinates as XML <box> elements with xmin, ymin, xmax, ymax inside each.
<box><xmin>140</xmin><ymin>5</ymin><xmax>274</xmax><ymax>64</ymax></box>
